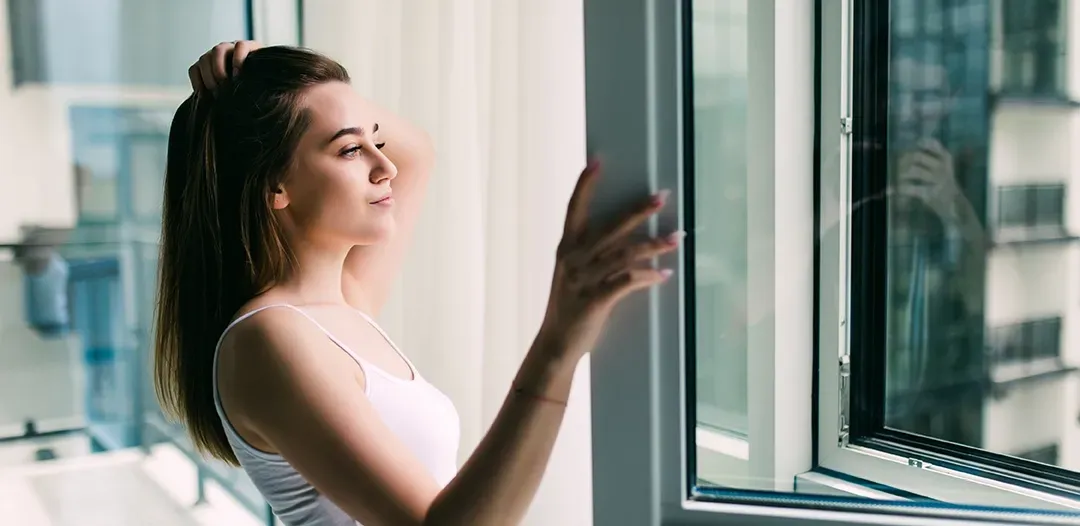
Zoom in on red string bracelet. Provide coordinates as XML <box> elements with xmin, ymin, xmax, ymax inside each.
<box><xmin>512</xmin><ymin>385</ymin><xmax>568</xmax><ymax>407</ymax></box>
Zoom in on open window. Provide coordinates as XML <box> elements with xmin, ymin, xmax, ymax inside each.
<box><xmin>587</xmin><ymin>0</ymin><xmax>1080</xmax><ymax>523</ymax></box>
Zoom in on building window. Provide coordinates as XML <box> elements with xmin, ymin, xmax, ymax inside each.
<box><xmin>997</xmin><ymin>184</ymin><xmax>1066</xmax><ymax>230</ymax></box>
<box><xmin>1001</xmin><ymin>0</ymin><xmax>1067</xmax><ymax>97</ymax></box>
<box><xmin>987</xmin><ymin>317</ymin><xmax>1063</xmax><ymax>363</ymax></box>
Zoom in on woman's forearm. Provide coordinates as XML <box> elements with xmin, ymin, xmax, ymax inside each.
<box><xmin>425</xmin><ymin>334</ymin><xmax>581</xmax><ymax>526</ymax></box>
<box><xmin>341</xmin><ymin>98</ymin><xmax>436</xmax><ymax>315</ymax></box>
<box><xmin>363</xmin><ymin>99</ymin><xmax>435</xmax><ymax>176</ymax></box>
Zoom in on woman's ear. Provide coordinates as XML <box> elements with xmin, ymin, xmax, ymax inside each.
<box><xmin>270</xmin><ymin>187</ymin><xmax>290</xmax><ymax>210</ymax></box>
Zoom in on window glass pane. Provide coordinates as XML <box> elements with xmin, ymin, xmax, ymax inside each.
<box><xmin>0</xmin><ymin>1</ymin><xmax>274</xmax><ymax>524</ymax></box>
<box><xmin>1033</xmin><ymin>185</ymin><xmax>1064</xmax><ymax>226</ymax></box>
<box><xmin>692</xmin><ymin>0</ymin><xmax>749</xmax><ymax>442</ymax></box>
<box><xmin>997</xmin><ymin>186</ymin><xmax>1029</xmax><ymax>227</ymax></box>
<box><xmin>886</xmin><ymin>0</ymin><xmax>1079</xmax><ymax>473</ymax></box>
<box><xmin>6</xmin><ymin>0</ymin><xmax>247</xmax><ymax>86</ymax></box>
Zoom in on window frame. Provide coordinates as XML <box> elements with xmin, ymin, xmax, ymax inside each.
<box><xmin>816</xmin><ymin>0</ymin><xmax>1080</xmax><ymax>515</ymax></box>
<box><xmin>587</xmin><ymin>0</ymin><xmax>829</xmax><ymax>522</ymax></box>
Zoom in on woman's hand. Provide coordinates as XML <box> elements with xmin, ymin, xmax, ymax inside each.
<box><xmin>188</xmin><ymin>40</ymin><xmax>262</xmax><ymax>93</ymax></box>
<box><xmin>539</xmin><ymin>159</ymin><xmax>682</xmax><ymax>359</ymax></box>
<box><xmin>894</xmin><ymin>138</ymin><xmax>967</xmax><ymax>222</ymax></box>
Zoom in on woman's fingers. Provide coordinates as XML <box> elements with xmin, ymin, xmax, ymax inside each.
<box><xmin>600</xmin><ymin>267</ymin><xmax>673</xmax><ymax>303</ymax></box>
<box><xmin>197</xmin><ymin>53</ymin><xmax>219</xmax><ymax>92</ymax></box>
<box><xmin>592</xmin><ymin>190</ymin><xmax>669</xmax><ymax>253</ymax></box>
<box><xmin>594</xmin><ymin>233</ymin><xmax>682</xmax><ymax>279</ymax></box>
<box><xmin>917</xmin><ymin>137</ymin><xmax>951</xmax><ymax>162</ymax></box>
<box><xmin>209</xmin><ymin>42</ymin><xmax>232</xmax><ymax>84</ymax></box>
<box><xmin>898</xmin><ymin>150</ymin><xmax>939</xmax><ymax>177</ymax></box>
<box><xmin>188</xmin><ymin>63</ymin><xmax>205</xmax><ymax>92</ymax></box>
<box><xmin>232</xmin><ymin>40</ymin><xmax>261</xmax><ymax>76</ymax></box>
<box><xmin>562</xmin><ymin>158</ymin><xmax>603</xmax><ymax>239</ymax></box>
<box><xmin>188</xmin><ymin>40</ymin><xmax>262</xmax><ymax>93</ymax></box>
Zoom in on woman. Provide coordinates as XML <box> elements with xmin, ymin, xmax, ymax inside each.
<box><xmin>153</xmin><ymin>41</ymin><xmax>680</xmax><ymax>525</ymax></box>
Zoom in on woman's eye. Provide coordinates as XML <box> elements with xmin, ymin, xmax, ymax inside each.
<box><xmin>341</xmin><ymin>142</ymin><xmax>384</xmax><ymax>158</ymax></box>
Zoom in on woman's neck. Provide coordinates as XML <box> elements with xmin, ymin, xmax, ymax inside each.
<box><xmin>272</xmin><ymin>239</ymin><xmax>352</xmax><ymax>306</ymax></box>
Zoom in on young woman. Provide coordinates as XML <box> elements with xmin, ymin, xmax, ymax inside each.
<box><xmin>154</xmin><ymin>41</ymin><xmax>680</xmax><ymax>526</ymax></box>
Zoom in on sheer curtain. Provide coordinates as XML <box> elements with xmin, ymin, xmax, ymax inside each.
<box><xmin>303</xmin><ymin>1</ymin><xmax>592</xmax><ymax>524</ymax></box>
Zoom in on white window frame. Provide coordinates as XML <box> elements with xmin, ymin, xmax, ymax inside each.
<box><xmin>586</xmin><ymin>0</ymin><xmax>1080</xmax><ymax>524</ymax></box>
<box><xmin>814</xmin><ymin>0</ymin><xmax>1080</xmax><ymax>514</ymax></box>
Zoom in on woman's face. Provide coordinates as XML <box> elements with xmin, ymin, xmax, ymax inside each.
<box><xmin>275</xmin><ymin>81</ymin><xmax>397</xmax><ymax>248</ymax></box>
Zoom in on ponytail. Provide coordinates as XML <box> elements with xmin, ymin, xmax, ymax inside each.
<box><xmin>154</xmin><ymin>93</ymin><xmax>243</xmax><ymax>464</ymax></box>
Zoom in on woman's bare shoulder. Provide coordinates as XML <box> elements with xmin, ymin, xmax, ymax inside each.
<box><xmin>215</xmin><ymin>300</ymin><xmax>367</xmax><ymax>455</ymax></box>
<box><xmin>218</xmin><ymin>302</ymin><xmax>322</xmax><ymax>368</ymax></box>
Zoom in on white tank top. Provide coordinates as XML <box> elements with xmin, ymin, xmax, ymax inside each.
<box><xmin>212</xmin><ymin>304</ymin><xmax>461</xmax><ymax>526</ymax></box>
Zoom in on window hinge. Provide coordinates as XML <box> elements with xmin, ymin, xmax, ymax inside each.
<box><xmin>838</xmin><ymin>354</ymin><xmax>851</xmax><ymax>447</ymax></box>
<box><xmin>840</xmin><ymin>116</ymin><xmax>853</xmax><ymax>135</ymax></box>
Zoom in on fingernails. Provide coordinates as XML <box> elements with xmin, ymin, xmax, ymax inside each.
<box><xmin>232</xmin><ymin>67</ymin><xmax>240</xmax><ymax>78</ymax></box>
<box><xmin>659</xmin><ymin>268</ymin><xmax>674</xmax><ymax>279</ymax></box>
<box><xmin>585</xmin><ymin>156</ymin><xmax>602</xmax><ymax>176</ymax></box>
<box><xmin>666</xmin><ymin>230</ymin><xmax>686</xmax><ymax>244</ymax></box>
<box><xmin>652</xmin><ymin>189</ymin><xmax>671</xmax><ymax>206</ymax></box>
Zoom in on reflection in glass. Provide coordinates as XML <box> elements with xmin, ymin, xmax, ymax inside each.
<box><xmin>885</xmin><ymin>0</ymin><xmax>1080</xmax><ymax>474</ymax></box>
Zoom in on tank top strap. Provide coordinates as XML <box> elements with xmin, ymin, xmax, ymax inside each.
<box><xmin>214</xmin><ymin>303</ymin><xmax>381</xmax><ymax>379</ymax></box>
<box><xmin>353</xmin><ymin>308</ymin><xmax>419</xmax><ymax>378</ymax></box>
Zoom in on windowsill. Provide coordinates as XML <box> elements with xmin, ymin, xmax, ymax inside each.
<box><xmin>695</xmin><ymin>426</ymin><xmax>751</xmax><ymax>489</ymax></box>
<box><xmin>794</xmin><ymin>470</ymin><xmax>911</xmax><ymax>501</ymax></box>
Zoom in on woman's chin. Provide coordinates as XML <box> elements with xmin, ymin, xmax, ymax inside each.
<box><xmin>353</xmin><ymin>221</ymin><xmax>396</xmax><ymax>246</ymax></box>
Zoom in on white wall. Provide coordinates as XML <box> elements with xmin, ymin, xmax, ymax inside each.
<box><xmin>989</xmin><ymin>109</ymin><xmax>1074</xmax><ymax>187</ymax></box>
<box><xmin>0</xmin><ymin>0</ymin><xmax>76</xmax><ymax>238</ymax></box>
<box><xmin>983</xmin><ymin>377</ymin><xmax>1066</xmax><ymax>457</ymax></box>
<box><xmin>985</xmin><ymin>244</ymin><xmax>1077</xmax><ymax>324</ymax></box>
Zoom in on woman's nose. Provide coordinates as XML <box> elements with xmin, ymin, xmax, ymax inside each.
<box><xmin>370</xmin><ymin>150</ymin><xmax>398</xmax><ymax>184</ymax></box>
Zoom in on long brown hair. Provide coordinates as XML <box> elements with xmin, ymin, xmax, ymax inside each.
<box><xmin>154</xmin><ymin>46</ymin><xmax>349</xmax><ymax>464</ymax></box>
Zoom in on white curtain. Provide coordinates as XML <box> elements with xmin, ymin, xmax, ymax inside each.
<box><xmin>302</xmin><ymin>1</ymin><xmax>592</xmax><ymax>524</ymax></box>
